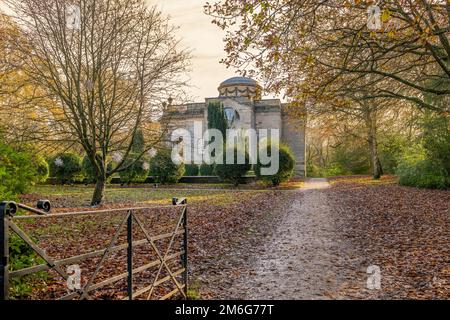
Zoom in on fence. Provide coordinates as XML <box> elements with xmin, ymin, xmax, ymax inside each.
<box><xmin>0</xmin><ymin>198</ymin><xmax>188</xmax><ymax>300</ymax></box>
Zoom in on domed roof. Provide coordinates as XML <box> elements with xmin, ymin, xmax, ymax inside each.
<box><xmin>220</xmin><ymin>76</ymin><xmax>260</xmax><ymax>87</ymax></box>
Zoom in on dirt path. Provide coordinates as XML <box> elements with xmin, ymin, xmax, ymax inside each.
<box><xmin>230</xmin><ymin>178</ymin><xmax>356</xmax><ymax>300</ymax></box>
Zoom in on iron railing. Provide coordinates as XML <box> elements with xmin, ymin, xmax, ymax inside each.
<box><xmin>0</xmin><ymin>198</ymin><xmax>188</xmax><ymax>300</ymax></box>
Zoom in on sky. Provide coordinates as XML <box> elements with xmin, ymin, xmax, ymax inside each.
<box><xmin>152</xmin><ymin>0</ymin><xmax>238</xmax><ymax>101</ymax></box>
<box><xmin>0</xmin><ymin>0</ymin><xmax>267</xmax><ymax>101</ymax></box>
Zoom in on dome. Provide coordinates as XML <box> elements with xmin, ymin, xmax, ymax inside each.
<box><xmin>218</xmin><ymin>76</ymin><xmax>262</xmax><ymax>100</ymax></box>
<box><xmin>220</xmin><ymin>77</ymin><xmax>259</xmax><ymax>87</ymax></box>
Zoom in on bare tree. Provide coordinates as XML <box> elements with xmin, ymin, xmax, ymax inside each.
<box><xmin>4</xmin><ymin>0</ymin><xmax>190</xmax><ymax>205</ymax></box>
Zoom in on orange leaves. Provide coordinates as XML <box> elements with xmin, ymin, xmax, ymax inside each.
<box><xmin>328</xmin><ymin>176</ymin><xmax>450</xmax><ymax>299</ymax></box>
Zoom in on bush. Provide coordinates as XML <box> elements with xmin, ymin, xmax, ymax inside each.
<box><xmin>331</xmin><ymin>143</ymin><xmax>370</xmax><ymax>175</ymax></box>
<box><xmin>396</xmin><ymin>148</ymin><xmax>448</xmax><ymax>189</ymax></box>
<box><xmin>214</xmin><ymin>146</ymin><xmax>251</xmax><ymax>186</ymax></box>
<box><xmin>255</xmin><ymin>143</ymin><xmax>295</xmax><ymax>186</ymax></box>
<box><xmin>379</xmin><ymin>133</ymin><xmax>407</xmax><ymax>174</ymax></box>
<box><xmin>119</xmin><ymin>153</ymin><xmax>150</xmax><ymax>184</ymax></box>
<box><xmin>306</xmin><ymin>162</ymin><xmax>346</xmax><ymax>178</ymax></box>
<box><xmin>149</xmin><ymin>148</ymin><xmax>184</xmax><ymax>184</ymax></box>
<box><xmin>9</xmin><ymin>234</ymin><xmax>48</xmax><ymax>299</ymax></box>
<box><xmin>421</xmin><ymin>111</ymin><xmax>450</xmax><ymax>178</ymax></box>
<box><xmin>0</xmin><ymin>142</ymin><xmax>39</xmax><ymax>199</ymax></box>
<box><xmin>394</xmin><ymin>112</ymin><xmax>449</xmax><ymax>190</ymax></box>
<box><xmin>199</xmin><ymin>163</ymin><xmax>215</xmax><ymax>176</ymax></box>
<box><xmin>49</xmin><ymin>153</ymin><xmax>82</xmax><ymax>184</ymax></box>
<box><xmin>82</xmin><ymin>155</ymin><xmax>113</xmax><ymax>184</ymax></box>
<box><xmin>184</xmin><ymin>164</ymin><xmax>199</xmax><ymax>176</ymax></box>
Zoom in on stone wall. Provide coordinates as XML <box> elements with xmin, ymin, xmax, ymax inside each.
<box><xmin>166</xmin><ymin>98</ymin><xmax>307</xmax><ymax>177</ymax></box>
<box><xmin>281</xmin><ymin>110</ymin><xmax>306</xmax><ymax>177</ymax></box>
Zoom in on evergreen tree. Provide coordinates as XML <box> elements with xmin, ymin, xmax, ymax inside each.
<box><xmin>131</xmin><ymin>128</ymin><xmax>145</xmax><ymax>153</ymax></box>
<box><xmin>206</xmin><ymin>101</ymin><xmax>228</xmax><ymax>165</ymax></box>
<box><xmin>207</xmin><ymin>102</ymin><xmax>228</xmax><ymax>137</ymax></box>
<box><xmin>119</xmin><ymin>128</ymin><xmax>150</xmax><ymax>184</ymax></box>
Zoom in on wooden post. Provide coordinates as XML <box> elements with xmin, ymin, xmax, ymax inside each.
<box><xmin>182</xmin><ymin>203</ymin><xmax>188</xmax><ymax>298</ymax></box>
<box><xmin>127</xmin><ymin>211</ymin><xmax>133</xmax><ymax>300</ymax></box>
<box><xmin>173</xmin><ymin>198</ymin><xmax>188</xmax><ymax>298</ymax></box>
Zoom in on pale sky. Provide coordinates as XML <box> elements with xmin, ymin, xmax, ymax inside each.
<box><xmin>1</xmin><ymin>0</ymin><xmax>271</xmax><ymax>101</ymax></box>
<box><xmin>151</xmin><ymin>0</ymin><xmax>238</xmax><ymax>101</ymax></box>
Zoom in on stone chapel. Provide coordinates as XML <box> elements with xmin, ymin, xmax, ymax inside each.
<box><xmin>167</xmin><ymin>77</ymin><xmax>306</xmax><ymax>177</ymax></box>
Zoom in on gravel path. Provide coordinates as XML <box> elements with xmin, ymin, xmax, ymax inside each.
<box><xmin>230</xmin><ymin>178</ymin><xmax>357</xmax><ymax>300</ymax></box>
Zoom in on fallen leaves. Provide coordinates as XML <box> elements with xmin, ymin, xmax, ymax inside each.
<box><xmin>327</xmin><ymin>175</ymin><xmax>449</xmax><ymax>299</ymax></box>
<box><xmin>14</xmin><ymin>186</ymin><xmax>292</xmax><ymax>300</ymax></box>
<box><xmin>14</xmin><ymin>177</ymin><xmax>448</xmax><ymax>300</ymax></box>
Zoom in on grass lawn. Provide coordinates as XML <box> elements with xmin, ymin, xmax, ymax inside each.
<box><xmin>18</xmin><ymin>180</ymin><xmax>303</xmax><ymax>212</ymax></box>
<box><xmin>21</xmin><ymin>185</ymin><xmax>268</xmax><ymax>210</ymax></box>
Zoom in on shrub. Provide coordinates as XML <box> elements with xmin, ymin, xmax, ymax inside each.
<box><xmin>379</xmin><ymin>133</ymin><xmax>407</xmax><ymax>174</ymax></box>
<box><xmin>49</xmin><ymin>153</ymin><xmax>82</xmax><ymax>184</ymax></box>
<box><xmin>119</xmin><ymin>153</ymin><xmax>150</xmax><ymax>184</ymax></box>
<box><xmin>394</xmin><ymin>111</ymin><xmax>450</xmax><ymax>190</ymax></box>
<box><xmin>0</xmin><ymin>142</ymin><xmax>38</xmax><ymax>199</ymax></box>
<box><xmin>396</xmin><ymin>148</ymin><xmax>448</xmax><ymax>189</ymax></box>
<box><xmin>9</xmin><ymin>234</ymin><xmax>41</xmax><ymax>272</ymax></box>
<box><xmin>420</xmin><ymin>111</ymin><xmax>450</xmax><ymax>178</ymax></box>
<box><xmin>184</xmin><ymin>164</ymin><xmax>199</xmax><ymax>176</ymax></box>
<box><xmin>31</xmin><ymin>155</ymin><xmax>49</xmax><ymax>183</ymax></box>
<box><xmin>331</xmin><ymin>143</ymin><xmax>370</xmax><ymax>175</ymax></box>
<box><xmin>149</xmin><ymin>148</ymin><xmax>184</xmax><ymax>184</ymax></box>
<box><xmin>119</xmin><ymin>128</ymin><xmax>152</xmax><ymax>184</ymax></box>
<box><xmin>255</xmin><ymin>143</ymin><xmax>295</xmax><ymax>186</ymax></box>
<box><xmin>306</xmin><ymin>163</ymin><xmax>347</xmax><ymax>178</ymax></box>
<box><xmin>199</xmin><ymin>163</ymin><xmax>215</xmax><ymax>176</ymax></box>
<box><xmin>9</xmin><ymin>234</ymin><xmax>48</xmax><ymax>299</ymax></box>
<box><xmin>214</xmin><ymin>146</ymin><xmax>251</xmax><ymax>186</ymax></box>
<box><xmin>82</xmin><ymin>155</ymin><xmax>114</xmax><ymax>184</ymax></box>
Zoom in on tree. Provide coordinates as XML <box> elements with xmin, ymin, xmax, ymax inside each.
<box><xmin>82</xmin><ymin>154</ymin><xmax>113</xmax><ymax>184</ymax></box>
<box><xmin>206</xmin><ymin>1</ymin><xmax>450</xmax><ymax>112</ymax></box>
<box><xmin>4</xmin><ymin>0</ymin><xmax>190</xmax><ymax>205</ymax></box>
<box><xmin>205</xmin><ymin>1</ymin><xmax>450</xmax><ymax>179</ymax></box>
<box><xmin>0</xmin><ymin>14</ymin><xmax>56</xmax><ymax>148</ymax></box>
<box><xmin>207</xmin><ymin>101</ymin><xmax>228</xmax><ymax>136</ymax></box>
<box><xmin>305</xmin><ymin>104</ymin><xmax>419</xmax><ymax>178</ymax></box>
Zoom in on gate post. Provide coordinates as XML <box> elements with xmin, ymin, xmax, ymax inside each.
<box><xmin>182</xmin><ymin>201</ymin><xmax>188</xmax><ymax>297</ymax></box>
<box><xmin>173</xmin><ymin>198</ymin><xmax>188</xmax><ymax>298</ymax></box>
<box><xmin>0</xmin><ymin>201</ymin><xmax>16</xmax><ymax>300</ymax></box>
<box><xmin>127</xmin><ymin>210</ymin><xmax>133</xmax><ymax>300</ymax></box>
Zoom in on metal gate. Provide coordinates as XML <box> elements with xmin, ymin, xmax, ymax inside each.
<box><xmin>0</xmin><ymin>198</ymin><xmax>188</xmax><ymax>300</ymax></box>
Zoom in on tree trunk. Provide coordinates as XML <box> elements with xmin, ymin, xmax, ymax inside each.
<box><xmin>366</xmin><ymin>111</ymin><xmax>383</xmax><ymax>180</ymax></box>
